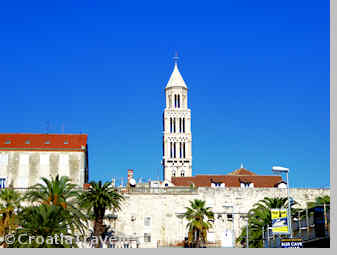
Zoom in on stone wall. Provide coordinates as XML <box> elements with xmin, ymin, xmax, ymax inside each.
<box><xmin>112</xmin><ymin>187</ymin><xmax>330</xmax><ymax>248</ymax></box>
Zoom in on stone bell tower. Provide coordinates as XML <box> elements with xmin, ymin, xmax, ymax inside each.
<box><xmin>162</xmin><ymin>58</ymin><xmax>192</xmax><ymax>181</ymax></box>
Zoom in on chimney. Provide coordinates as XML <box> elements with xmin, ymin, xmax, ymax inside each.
<box><xmin>128</xmin><ymin>169</ymin><xmax>134</xmax><ymax>184</ymax></box>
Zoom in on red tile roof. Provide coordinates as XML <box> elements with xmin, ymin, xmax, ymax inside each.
<box><xmin>171</xmin><ymin>168</ymin><xmax>283</xmax><ymax>188</ymax></box>
<box><xmin>228</xmin><ymin>168</ymin><xmax>257</xmax><ymax>176</ymax></box>
<box><xmin>0</xmin><ymin>134</ymin><xmax>88</xmax><ymax>151</ymax></box>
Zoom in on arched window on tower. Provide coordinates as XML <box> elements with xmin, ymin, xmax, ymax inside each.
<box><xmin>183</xmin><ymin>118</ymin><xmax>185</xmax><ymax>133</ymax></box>
<box><xmin>172</xmin><ymin>170</ymin><xmax>176</xmax><ymax>177</ymax></box>
<box><xmin>181</xmin><ymin>170</ymin><xmax>185</xmax><ymax>177</ymax></box>
<box><xmin>173</xmin><ymin>118</ymin><xmax>176</xmax><ymax>133</ymax></box>
<box><xmin>174</xmin><ymin>95</ymin><xmax>177</xmax><ymax>108</ymax></box>
<box><xmin>170</xmin><ymin>142</ymin><xmax>173</xmax><ymax>158</ymax></box>
<box><xmin>174</xmin><ymin>142</ymin><xmax>176</xmax><ymax>158</ymax></box>
<box><xmin>183</xmin><ymin>142</ymin><xmax>186</xmax><ymax>158</ymax></box>
<box><xmin>170</xmin><ymin>118</ymin><xmax>172</xmax><ymax>133</ymax></box>
<box><xmin>179</xmin><ymin>142</ymin><xmax>182</xmax><ymax>158</ymax></box>
<box><xmin>179</xmin><ymin>118</ymin><xmax>182</xmax><ymax>133</ymax></box>
<box><xmin>178</xmin><ymin>95</ymin><xmax>180</xmax><ymax>108</ymax></box>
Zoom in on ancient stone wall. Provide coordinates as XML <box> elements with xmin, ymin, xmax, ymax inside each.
<box><xmin>112</xmin><ymin>187</ymin><xmax>330</xmax><ymax>248</ymax></box>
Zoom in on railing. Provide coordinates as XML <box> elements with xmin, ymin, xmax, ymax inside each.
<box><xmin>2</xmin><ymin>186</ymin><xmax>198</xmax><ymax>194</ymax></box>
<box><xmin>116</xmin><ymin>186</ymin><xmax>198</xmax><ymax>194</ymax></box>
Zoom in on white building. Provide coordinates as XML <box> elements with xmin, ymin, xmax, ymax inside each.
<box><xmin>0</xmin><ymin>134</ymin><xmax>89</xmax><ymax>188</ymax></box>
<box><xmin>162</xmin><ymin>61</ymin><xmax>192</xmax><ymax>181</ymax></box>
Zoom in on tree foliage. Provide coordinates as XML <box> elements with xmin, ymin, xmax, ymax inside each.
<box><xmin>24</xmin><ymin>175</ymin><xmax>87</xmax><ymax>235</ymax></box>
<box><xmin>78</xmin><ymin>181</ymin><xmax>124</xmax><ymax>248</ymax></box>
<box><xmin>183</xmin><ymin>199</ymin><xmax>214</xmax><ymax>248</ymax></box>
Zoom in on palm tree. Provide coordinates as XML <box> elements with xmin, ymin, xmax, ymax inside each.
<box><xmin>0</xmin><ymin>188</ymin><xmax>21</xmax><ymax>248</ymax></box>
<box><xmin>24</xmin><ymin>175</ymin><xmax>87</xmax><ymax>235</ymax></box>
<box><xmin>307</xmin><ymin>195</ymin><xmax>330</xmax><ymax>209</ymax></box>
<box><xmin>236</xmin><ymin>197</ymin><xmax>293</xmax><ymax>248</ymax></box>
<box><xmin>183</xmin><ymin>199</ymin><xmax>214</xmax><ymax>248</ymax></box>
<box><xmin>9</xmin><ymin>204</ymin><xmax>76</xmax><ymax>248</ymax></box>
<box><xmin>78</xmin><ymin>181</ymin><xmax>124</xmax><ymax>248</ymax></box>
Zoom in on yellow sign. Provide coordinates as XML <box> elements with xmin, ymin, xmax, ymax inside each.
<box><xmin>271</xmin><ymin>209</ymin><xmax>289</xmax><ymax>234</ymax></box>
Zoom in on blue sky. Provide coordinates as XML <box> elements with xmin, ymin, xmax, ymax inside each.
<box><xmin>0</xmin><ymin>0</ymin><xmax>329</xmax><ymax>187</ymax></box>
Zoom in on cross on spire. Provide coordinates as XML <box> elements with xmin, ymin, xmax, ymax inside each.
<box><xmin>173</xmin><ymin>51</ymin><xmax>179</xmax><ymax>64</ymax></box>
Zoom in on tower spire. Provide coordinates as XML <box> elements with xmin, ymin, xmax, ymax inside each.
<box><xmin>166</xmin><ymin>53</ymin><xmax>187</xmax><ymax>89</ymax></box>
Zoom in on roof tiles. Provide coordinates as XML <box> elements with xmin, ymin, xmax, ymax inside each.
<box><xmin>171</xmin><ymin>168</ymin><xmax>283</xmax><ymax>188</ymax></box>
<box><xmin>0</xmin><ymin>134</ymin><xmax>87</xmax><ymax>151</ymax></box>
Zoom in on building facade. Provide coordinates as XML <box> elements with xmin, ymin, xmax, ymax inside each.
<box><xmin>162</xmin><ymin>62</ymin><xmax>192</xmax><ymax>181</ymax></box>
<box><xmin>0</xmin><ymin>134</ymin><xmax>88</xmax><ymax>188</ymax></box>
<box><xmin>111</xmin><ymin>187</ymin><xmax>330</xmax><ymax>248</ymax></box>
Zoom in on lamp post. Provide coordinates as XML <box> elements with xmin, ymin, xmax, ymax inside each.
<box><xmin>272</xmin><ymin>166</ymin><xmax>292</xmax><ymax>238</ymax></box>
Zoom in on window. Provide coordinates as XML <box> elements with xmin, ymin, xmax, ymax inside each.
<box><xmin>25</xmin><ymin>140</ymin><xmax>30</xmax><ymax>144</ymax></box>
<box><xmin>144</xmin><ymin>217</ymin><xmax>151</xmax><ymax>227</ymax></box>
<box><xmin>180</xmin><ymin>170</ymin><xmax>185</xmax><ymax>177</ymax></box>
<box><xmin>0</xmin><ymin>178</ymin><xmax>6</xmax><ymax>189</ymax></box>
<box><xmin>170</xmin><ymin>118</ymin><xmax>173</xmax><ymax>133</ymax></box>
<box><xmin>183</xmin><ymin>142</ymin><xmax>186</xmax><ymax>158</ymax></box>
<box><xmin>144</xmin><ymin>233</ymin><xmax>151</xmax><ymax>243</ymax></box>
<box><xmin>173</xmin><ymin>118</ymin><xmax>176</xmax><ymax>133</ymax></box>
<box><xmin>5</xmin><ymin>140</ymin><xmax>11</xmax><ymax>144</ymax></box>
<box><xmin>211</xmin><ymin>182</ymin><xmax>224</xmax><ymax>187</ymax></box>
<box><xmin>170</xmin><ymin>142</ymin><xmax>173</xmax><ymax>158</ymax></box>
<box><xmin>179</xmin><ymin>143</ymin><xmax>182</xmax><ymax>158</ymax></box>
<box><xmin>173</xmin><ymin>142</ymin><xmax>176</xmax><ymax>158</ymax></box>
<box><xmin>179</xmin><ymin>118</ymin><xmax>182</xmax><ymax>133</ymax></box>
<box><xmin>172</xmin><ymin>171</ymin><xmax>176</xmax><ymax>177</ymax></box>
<box><xmin>240</xmin><ymin>182</ymin><xmax>253</xmax><ymax>188</ymax></box>
<box><xmin>178</xmin><ymin>95</ymin><xmax>180</xmax><ymax>108</ymax></box>
<box><xmin>227</xmin><ymin>214</ymin><xmax>233</xmax><ymax>221</ymax></box>
<box><xmin>183</xmin><ymin>118</ymin><xmax>185</xmax><ymax>133</ymax></box>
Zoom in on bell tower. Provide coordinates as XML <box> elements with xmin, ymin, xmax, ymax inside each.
<box><xmin>162</xmin><ymin>58</ymin><xmax>192</xmax><ymax>181</ymax></box>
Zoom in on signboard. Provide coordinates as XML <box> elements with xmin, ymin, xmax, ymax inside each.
<box><xmin>281</xmin><ymin>239</ymin><xmax>303</xmax><ymax>248</ymax></box>
<box><xmin>271</xmin><ymin>209</ymin><xmax>289</xmax><ymax>234</ymax></box>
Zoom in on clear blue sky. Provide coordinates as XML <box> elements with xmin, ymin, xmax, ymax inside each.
<box><xmin>0</xmin><ymin>1</ymin><xmax>329</xmax><ymax>188</ymax></box>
